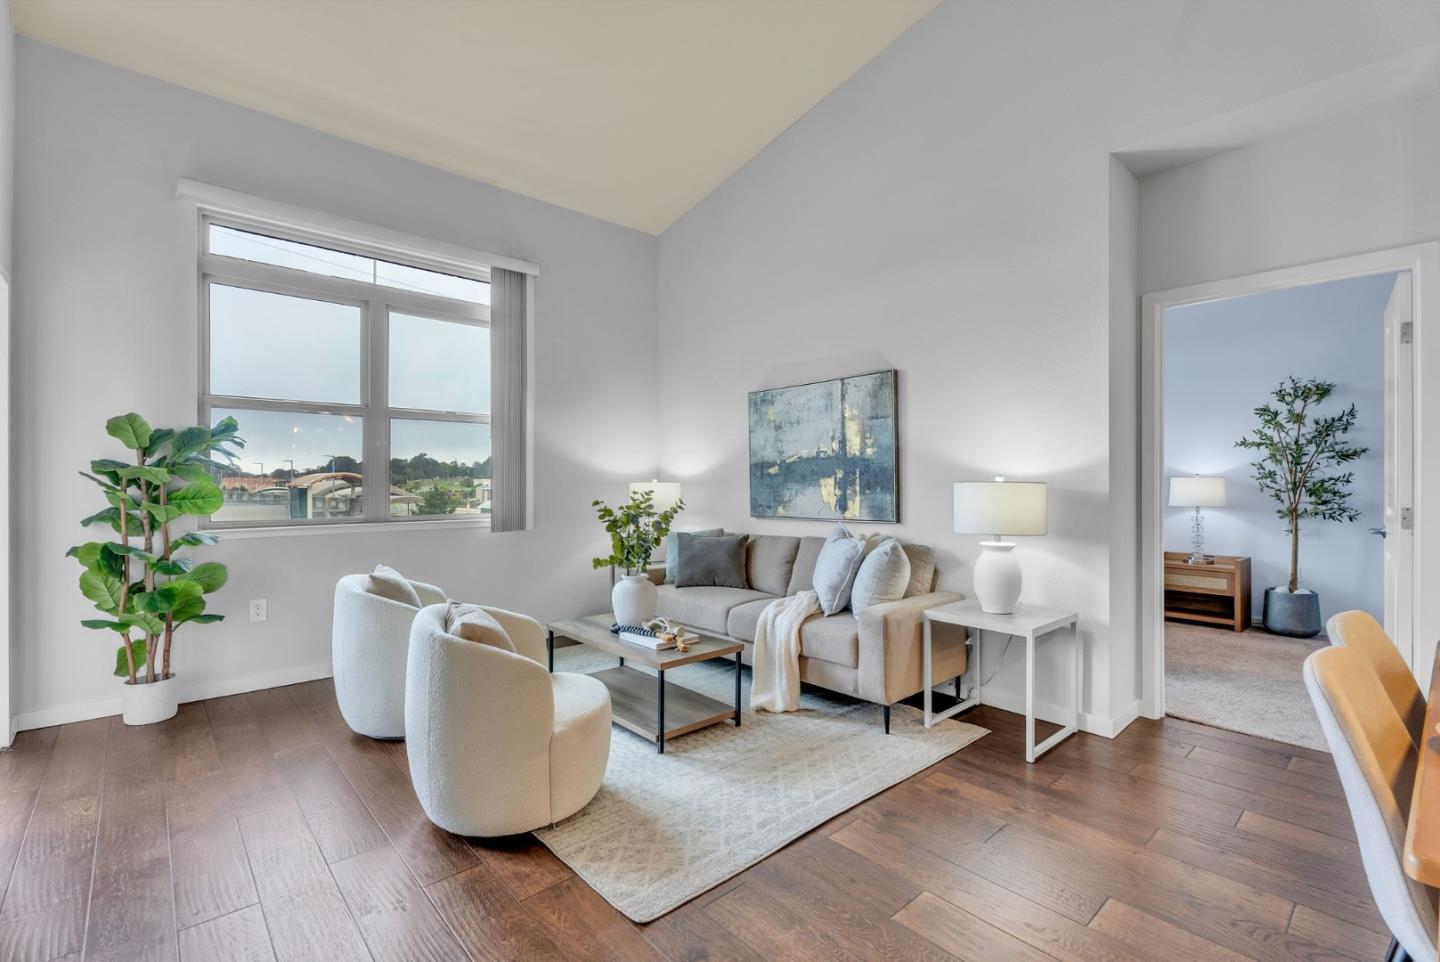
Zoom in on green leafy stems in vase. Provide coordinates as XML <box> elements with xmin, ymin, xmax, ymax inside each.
<box><xmin>69</xmin><ymin>412</ymin><xmax>246</xmax><ymax>685</ymax></box>
<box><xmin>590</xmin><ymin>489</ymin><xmax>685</xmax><ymax>576</ymax></box>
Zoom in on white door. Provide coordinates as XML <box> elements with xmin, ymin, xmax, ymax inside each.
<box><xmin>1382</xmin><ymin>271</ymin><xmax>1415</xmax><ymax>671</ymax></box>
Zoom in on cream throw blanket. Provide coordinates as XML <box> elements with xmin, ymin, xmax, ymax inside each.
<box><xmin>750</xmin><ymin>590</ymin><xmax>821</xmax><ymax>712</ymax></box>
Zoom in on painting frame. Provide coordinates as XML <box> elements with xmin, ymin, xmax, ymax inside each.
<box><xmin>747</xmin><ymin>369</ymin><xmax>899</xmax><ymax>523</ymax></box>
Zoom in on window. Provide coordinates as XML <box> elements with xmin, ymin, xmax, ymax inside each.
<box><xmin>200</xmin><ymin>218</ymin><xmax>497</xmax><ymax>527</ymax></box>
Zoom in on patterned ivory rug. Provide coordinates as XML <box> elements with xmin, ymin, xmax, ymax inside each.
<box><xmin>535</xmin><ymin>645</ymin><xmax>988</xmax><ymax>921</ymax></box>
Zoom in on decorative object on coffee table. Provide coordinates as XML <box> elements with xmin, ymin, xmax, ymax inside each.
<box><xmin>1235</xmin><ymin>376</ymin><xmax>1366</xmax><ymax>637</ymax></box>
<box><xmin>547</xmin><ymin>614</ymin><xmax>742</xmax><ymax>753</ymax></box>
<box><xmin>951</xmin><ymin>477</ymin><xmax>1047</xmax><ymax>614</ymax></box>
<box><xmin>748</xmin><ymin>369</ymin><xmax>898</xmax><ymax>522</ymax></box>
<box><xmin>1169</xmin><ymin>475</ymin><xmax>1227</xmax><ymax>564</ymax></box>
<box><xmin>592</xmin><ymin>487</ymin><xmax>684</xmax><ymax>627</ymax></box>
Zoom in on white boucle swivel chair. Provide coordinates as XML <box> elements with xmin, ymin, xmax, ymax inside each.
<box><xmin>332</xmin><ymin>573</ymin><xmax>447</xmax><ymax>739</ymax></box>
<box><xmin>405</xmin><ymin>603</ymin><xmax>611</xmax><ymax>837</ymax></box>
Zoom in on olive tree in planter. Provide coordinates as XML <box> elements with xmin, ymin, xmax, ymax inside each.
<box><xmin>591</xmin><ymin>489</ymin><xmax>684</xmax><ymax>627</ymax></box>
<box><xmin>69</xmin><ymin>413</ymin><xmax>245</xmax><ymax>724</ymax></box>
<box><xmin>1235</xmin><ymin>377</ymin><xmax>1365</xmax><ymax>637</ymax></box>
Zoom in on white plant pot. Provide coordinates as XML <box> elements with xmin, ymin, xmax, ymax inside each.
<box><xmin>123</xmin><ymin>673</ymin><xmax>179</xmax><ymax>726</ymax></box>
<box><xmin>612</xmin><ymin>573</ymin><xmax>658</xmax><ymax>628</ymax></box>
<box><xmin>973</xmin><ymin>541</ymin><xmax>1023</xmax><ymax>614</ymax></box>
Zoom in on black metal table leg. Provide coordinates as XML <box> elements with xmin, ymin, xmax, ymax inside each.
<box><xmin>734</xmin><ymin>651</ymin><xmax>742</xmax><ymax>726</ymax></box>
<box><xmin>619</xmin><ymin>656</ymin><xmax>625</xmax><ymax>667</ymax></box>
<box><xmin>657</xmin><ymin>669</ymin><xmax>666</xmax><ymax>754</ymax></box>
<box><xmin>547</xmin><ymin>630</ymin><xmax>554</xmax><ymax>672</ymax></box>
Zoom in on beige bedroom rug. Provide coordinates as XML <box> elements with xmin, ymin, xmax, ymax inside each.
<box><xmin>535</xmin><ymin>645</ymin><xmax>988</xmax><ymax>922</ymax></box>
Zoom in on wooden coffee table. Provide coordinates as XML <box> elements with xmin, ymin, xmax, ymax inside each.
<box><xmin>546</xmin><ymin>614</ymin><xmax>743</xmax><ymax>753</ymax></box>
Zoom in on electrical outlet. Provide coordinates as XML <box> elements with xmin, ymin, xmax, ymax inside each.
<box><xmin>249</xmin><ymin>599</ymin><xmax>268</xmax><ymax>623</ymax></box>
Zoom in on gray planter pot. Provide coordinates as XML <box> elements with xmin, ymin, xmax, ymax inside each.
<box><xmin>1263</xmin><ymin>587</ymin><xmax>1322</xmax><ymax>638</ymax></box>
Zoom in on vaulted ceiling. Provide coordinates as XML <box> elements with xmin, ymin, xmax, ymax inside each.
<box><xmin>11</xmin><ymin>0</ymin><xmax>940</xmax><ymax>233</ymax></box>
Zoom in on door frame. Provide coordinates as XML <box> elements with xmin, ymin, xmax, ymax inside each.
<box><xmin>1140</xmin><ymin>242</ymin><xmax>1440</xmax><ymax>719</ymax></box>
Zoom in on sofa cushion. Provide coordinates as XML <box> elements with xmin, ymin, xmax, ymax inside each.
<box><xmin>851</xmin><ymin>538</ymin><xmax>911</xmax><ymax>611</ymax></box>
<box><xmin>747</xmin><ymin>535</ymin><xmax>801</xmax><ymax>595</ymax></box>
<box><xmin>812</xmin><ymin>525</ymin><xmax>867</xmax><ymax>615</ymax></box>
<box><xmin>664</xmin><ymin>527</ymin><xmax>723</xmax><ymax>584</ymax></box>
<box><xmin>656</xmin><ymin>584</ymin><xmax>777</xmax><ymax>635</ymax></box>
<box><xmin>725</xmin><ymin>598</ymin><xmax>777</xmax><ymax>642</ymax></box>
<box><xmin>800</xmin><ymin>612</ymin><xmax>859</xmax><ymax>668</ymax></box>
<box><xmin>902</xmin><ymin>543</ymin><xmax>937</xmax><ymax>597</ymax></box>
<box><xmin>675</xmin><ymin>533</ymin><xmax>749</xmax><ymax>589</ymax></box>
<box><xmin>786</xmin><ymin>536</ymin><xmax>826</xmax><ymax>596</ymax></box>
<box><xmin>364</xmin><ymin>564</ymin><xmax>421</xmax><ymax>607</ymax></box>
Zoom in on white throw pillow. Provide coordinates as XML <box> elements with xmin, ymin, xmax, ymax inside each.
<box><xmin>811</xmin><ymin>524</ymin><xmax>867</xmax><ymax>616</ymax></box>
<box><xmin>850</xmin><ymin>538</ymin><xmax>912</xmax><ymax>611</ymax></box>
<box><xmin>364</xmin><ymin>564</ymin><xmax>421</xmax><ymax>607</ymax></box>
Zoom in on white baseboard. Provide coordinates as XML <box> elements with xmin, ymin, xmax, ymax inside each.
<box><xmin>10</xmin><ymin>660</ymin><xmax>334</xmax><ymax>732</ymax></box>
<box><xmin>977</xmin><ymin>688</ymin><xmax>1138</xmax><ymax>739</ymax></box>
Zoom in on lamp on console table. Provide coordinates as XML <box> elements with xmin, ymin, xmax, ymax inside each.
<box><xmin>1168</xmin><ymin>475</ymin><xmax>1226</xmax><ymax>565</ymax></box>
<box><xmin>952</xmin><ymin>477</ymin><xmax>1047</xmax><ymax>615</ymax></box>
<box><xmin>629</xmin><ymin>479</ymin><xmax>683</xmax><ymax>513</ymax></box>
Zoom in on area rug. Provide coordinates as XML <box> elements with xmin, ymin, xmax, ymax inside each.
<box><xmin>535</xmin><ymin>645</ymin><xmax>988</xmax><ymax>921</ymax></box>
<box><xmin>1165</xmin><ymin>621</ymin><xmax>1329</xmax><ymax>751</ymax></box>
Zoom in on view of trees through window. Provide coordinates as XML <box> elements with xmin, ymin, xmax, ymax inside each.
<box><xmin>203</xmin><ymin>220</ymin><xmax>492</xmax><ymax>525</ymax></box>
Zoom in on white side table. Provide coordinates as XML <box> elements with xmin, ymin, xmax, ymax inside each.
<box><xmin>922</xmin><ymin>600</ymin><xmax>1081</xmax><ymax>763</ymax></box>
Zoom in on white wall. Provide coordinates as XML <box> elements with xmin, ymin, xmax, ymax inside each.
<box><xmin>1163</xmin><ymin>274</ymin><xmax>1394</xmax><ymax>622</ymax></box>
<box><xmin>0</xmin><ymin>0</ymin><xmax>14</xmax><ymax>743</ymax></box>
<box><xmin>11</xmin><ymin>41</ymin><xmax>659</xmax><ymax>729</ymax></box>
<box><xmin>655</xmin><ymin>0</ymin><xmax>1439</xmax><ymax>733</ymax></box>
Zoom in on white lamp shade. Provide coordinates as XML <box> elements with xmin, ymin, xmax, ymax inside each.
<box><xmin>952</xmin><ymin>480</ymin><xmax>1047</xmax><ymax>537</ymax></box>
<box><xmin>1169</xmin><ymin>476</ymin><xmax>1226</xmax><ymax>508</ymax></box>
<box><xmin>629</xmin><ymin>480</ymin><xmax>683</xmax><ymax>512</ymax></box>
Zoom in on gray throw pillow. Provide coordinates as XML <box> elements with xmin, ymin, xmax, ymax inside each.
<box><xmin>674</xmin><ymin>533</ymin><xmax>749</xmax><ymax>589</ymax></box>
<box><xmin>665</xmin><ymin>528</ymin><xmax>724</xmax><ymax>583</ymax></box>
<box><xmin>850</xmin><ymin>538</ymin><xmax>912</xmax><ymax>611</ymax></box>
<box><xmin>811</xmin><ymin>524</ymin><xmax>867</xmax><ymax>615</ymax></box>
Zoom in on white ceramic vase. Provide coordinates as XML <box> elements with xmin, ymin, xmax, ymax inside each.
<box><xmin>973</xmin><ymin>541</ymin><xmax>1023</xmax><ymax>614</ymax></box>
<box><xmin>612</xmin><ymin>573</ymin><xmax>657</xmax><ymax>627</ymax></box>
<box><xmin>123</xmin><ymin>673</ymin><xmax>179</xmax><ymax>726</ymax></box>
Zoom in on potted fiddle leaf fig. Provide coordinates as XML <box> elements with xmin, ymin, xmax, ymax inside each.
<box><xmin>591</xmin><ymin>489</ymin><xmax>684</xmax><ymax>627</ymax></box>
<box><xmin>70</xmin><ymin>413</ymin><xmax>245</xmax><ymax>724</ymax></box>
<box><xmin>1235</xmin><ymin>377</ymin><xmax>1366</xmax><ymax>637</ymax></box>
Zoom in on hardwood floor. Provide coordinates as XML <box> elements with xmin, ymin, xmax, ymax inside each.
<box><xmin>0</xmin><ymin>680</ymin><xmax>1387</xmax><ymax>962</ymax></box>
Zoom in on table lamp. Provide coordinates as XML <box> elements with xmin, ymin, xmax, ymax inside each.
<box><xmin>952</xmin><ymin>477</ymin><xmax>1047</xmax><ymax>614</ymax></box>
<box><xmin>629</xmin><ymin>479</ymin><xmax>683</xmax><ymax>513</ymax></box>
<box><xmin>1169</xmin><ymin>475</ymin><xmax>1226</xmax><ymax>565</ymax></box>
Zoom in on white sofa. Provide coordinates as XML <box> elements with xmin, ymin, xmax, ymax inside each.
<box><xmin>405</xmin><ymin>603</ymin><xmax>612</xmax><ymax>836</ymax></box>
<box><xmin>331</xmin><ymin>573</ymin><xmax>446</xmax><ymax>738</ymax></box>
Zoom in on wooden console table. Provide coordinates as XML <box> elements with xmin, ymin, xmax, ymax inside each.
<box><xmin>1163</xmin><ymin>552</ymin><xmax>1251</xmax><ymax>632</ymax></box>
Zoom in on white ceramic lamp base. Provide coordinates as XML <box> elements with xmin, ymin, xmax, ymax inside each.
<box><xmin>973</xmin><ymin>541</ymin><xmax>1023</xmax><ymax>614</ymax></box>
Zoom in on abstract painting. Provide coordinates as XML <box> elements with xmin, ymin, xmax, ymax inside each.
<box><xmin>748</xmin><ymin>370</ymin><xmax>897</xmax><ymax>522</ymax></box>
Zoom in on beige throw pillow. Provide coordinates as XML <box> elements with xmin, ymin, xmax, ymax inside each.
<box><xmin>901</xmin><ymin>544</ymin><xmax>937</xmax><ymax>597</ymax></box>
<box><xmin>851</xmin><ymin>538</ymin><xmax>912</xmax><ymax>611</ymax></box>
<box><xmin>445</xmin><ymin>602</ymin><xmax>515</xmax><ymax>651</ymax></box>
<box><xmin>364</xmin><ymin>564</ymin><xmax>422</xmax><ymax>607</ymax></box>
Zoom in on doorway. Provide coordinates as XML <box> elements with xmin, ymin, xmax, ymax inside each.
<box><xmin>1139</xmin><ymin>244</ymin><xmax>1438</xmax><ymax>740</ymax></box>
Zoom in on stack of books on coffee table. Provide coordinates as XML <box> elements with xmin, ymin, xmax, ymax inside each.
<box><xmin>616</xmin><ymin>625</ymin><xmax>697</xmax><ymax>650</ymax></box>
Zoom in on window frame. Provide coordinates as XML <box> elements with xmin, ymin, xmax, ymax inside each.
<box><xmin>198</xmin><ymin>211</ymin><xmax>493</xmax><ymax>529</ymax></box>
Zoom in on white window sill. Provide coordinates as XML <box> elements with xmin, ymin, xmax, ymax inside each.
<box><xmin>203</xmin><ymin>518</ymin><xmax>492</xmax><ymax>540</ymax></box>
